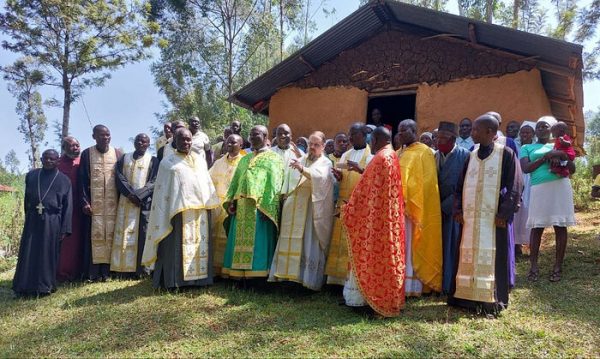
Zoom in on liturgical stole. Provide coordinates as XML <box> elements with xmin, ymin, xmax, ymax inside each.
<box><xmin>110</xmin><ymin>152</ymin><xmax>152</xmax><ymax>272</ymax></box>
<box><xmin>454</xmin><ymin>143</ymin><xmax>504</xmax><ymax>303</ymax></box>
<box><xmin>90</xmin><ymin>146</ymin><xmax>118</xmax><ymax>264</ymax></box>
<box><xmin>325</xmin><ymin>146</ymin><xmax>370</xmax><ymax>279</ymax></box>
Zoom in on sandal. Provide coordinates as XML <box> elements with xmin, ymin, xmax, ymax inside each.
<box><xmin>549</xmin><ymin>270</ymin><xmax>562</xmax><ymax>282</ymax></box>
<box><xmin>527</xmin><ymin>269</ymin><xmax>539</xmax><ymax>282</ymax></box>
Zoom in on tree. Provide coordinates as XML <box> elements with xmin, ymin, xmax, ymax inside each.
<box><xmin>0</xmin><ymin>0</ymin><xmax>159</xmax><ymax>139</ymax></box>
<box><xmin>4</xmin><ymin>150</ymin><xmax>21</xmax><ymax>175</ymax></box>
<box><xmin>2</xmin><ymin>57</ymin><xmax>47</xmax><ymax>169</ymax></box>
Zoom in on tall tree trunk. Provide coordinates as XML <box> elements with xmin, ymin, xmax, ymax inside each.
<box><xmin>61</xmin><ymin>31</ymin><xmax>71</xmax><ymax>139</ymax></box>
<box><xmin>303</xmin><ymin>0</ymin><xmax>310</xmax><ymax>45</ymax></box>
<box><xmin>512</xmin><ymin>0</ymin><xmax>520</xmax><ymax>28</ymax></box>
<box><xmin>62</xmin><ymin>75</ymin><xmax>71</xmax><ymax>139</ymax></box>
<box><xmin>25</xmin><ymin>92</ymin><xmax>39</xmax><ymax>168</ymax></box>
<box><xmin>486</xmin><ymin>0</ymin><xmax>493</xmax><ymax>23</ymax></box>
<box><xmin>279</xmin><ymin>0</ymin><xmax>284</xmax><ymax>61</ymax></box>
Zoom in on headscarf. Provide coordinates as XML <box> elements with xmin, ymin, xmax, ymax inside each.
<box><xmin>520</xmin><ymin>121</ymin><xmax>536</xmax><ymax>130</ymax></box>
<box><xmin>537</xmin><ymin>115</ymin><xmax>557</xmax><ymax>127</ymax></box>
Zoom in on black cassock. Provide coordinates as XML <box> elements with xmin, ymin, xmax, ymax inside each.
<box><xmin>13</xmin><ymin>168</ymin><xmax>72</xmax><ymax>296</ymax></box>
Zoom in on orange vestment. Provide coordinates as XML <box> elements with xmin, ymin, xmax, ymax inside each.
<box><xmin>342</xmin><ymin>145</ymin><xmax>406</xmax><ymax>317</ymax></box>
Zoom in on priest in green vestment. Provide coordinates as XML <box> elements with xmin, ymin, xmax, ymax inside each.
<box><xmin>222</xmin><ymin>125</ymin><xmax>284</xmax><ymax>278</ymax></box>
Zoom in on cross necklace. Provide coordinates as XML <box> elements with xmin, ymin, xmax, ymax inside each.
<box><xmin>37</xmin><ymin>169</ymin><xmax>60</xmax><ymax>215</ymax></box>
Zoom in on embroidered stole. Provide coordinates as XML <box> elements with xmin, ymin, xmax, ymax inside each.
<box><xmin>110</xmin><ymin>152</ymin><xmax>152</xmax><ymax>272</ymax></box>
<box><xmin>271</xmin><ymin>157</ymin><xmax>313</xmax><ymax>280</ymax></box>
<box><xmin>325</xmin><ymin>146</ymin><xmax>370</xmax><ymax>279</ymax></box>
<box><xmin>454</xmin><ymin>143</ymin><xmax>504</xmax><ymax>303</ymax></box>
<box><xmin>89</xmin><ymin>146</ymin><xmax>118</xmax><ymax>264</ymax></box>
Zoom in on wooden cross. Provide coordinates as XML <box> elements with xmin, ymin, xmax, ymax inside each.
<box><xmin>36</xmin><ymin>202</ymin><xmax>44</xmax><ymax>215</ymax></box>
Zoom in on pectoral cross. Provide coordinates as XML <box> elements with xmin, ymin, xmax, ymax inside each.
<box><xmin>36</xmin><ymin>202</ymin><xmax>45</xmax><ymax>215</ymax></box>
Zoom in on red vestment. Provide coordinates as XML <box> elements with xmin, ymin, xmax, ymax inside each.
<box><xmin>342</xmin><ymin>145</ymin><xmax>406</xmax><ymax>317</ymax></box>
<box><xmin>56</xmin><ymin>154</ymin><xmax>83</xmax><ymax>281</ymax></box>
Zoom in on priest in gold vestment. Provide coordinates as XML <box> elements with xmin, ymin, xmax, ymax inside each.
<box><xmin>396</xmin><ymin>119</ymin><xmax>443</xmax><ymax>295</ymax></box>
<box><xmin>269</xmin><ymin>131</ymin><xmax>334</xmax><ymax>290</ymax></box>
<box><xmin>209</xmin><ymin>134</ymin><xmax>245</xmax><ymax>275</ymax></box>
<box><xmin>326</xmin><ymin>123</ymin><xmax>373</xmax><ymax>285</ymax></box>
<box><xmin>110</xmin><ymin>134</ymin><xmax>159</xmax><ymax>277</ymax></box>
<box><xmin>80</xmin><ymin>125</ymin><xmax>121</xmax><ymax>281</ymax></box>
<box><xmin>449</xmin><ymin>115</ymin><xmax>521</xmax><ymax>315</ymax></box>
<box><xmin>142</xmin><ymin>128</ymin><xmax>220</xmax><ymax>289</ymax></box>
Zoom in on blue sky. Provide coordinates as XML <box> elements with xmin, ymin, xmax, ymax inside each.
<box><xmin>1</xmin><ymin>0</ymin><xmax>598</xmax><ymax>171</ymax></box>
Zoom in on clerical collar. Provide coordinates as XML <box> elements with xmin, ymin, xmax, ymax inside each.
<box><xmin>353</xmin><ymin>144</ymin><xmax>366</xmax><ymax>150</ymax></box>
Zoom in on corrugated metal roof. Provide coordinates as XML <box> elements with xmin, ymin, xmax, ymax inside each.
<box><xmin>229</xmin><ymin>0</ymin><xmax>585</xmax><ymax>148</ymax></box>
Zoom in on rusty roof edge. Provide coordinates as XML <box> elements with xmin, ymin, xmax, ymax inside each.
<box><xmin>230</xmin><ymin>0</ymin><xmax>584</xmax><ymax>109</ymax></box>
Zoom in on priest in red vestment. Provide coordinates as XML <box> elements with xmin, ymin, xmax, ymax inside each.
<box><xmin>56</xmin><ymin>136</ymin><xmax>83</xmax><ymax>282</ymax></box>
<box><xmin>342</xmin><ymin>127</ymin><xmax>406</xmax><ymax>317</ymax></box>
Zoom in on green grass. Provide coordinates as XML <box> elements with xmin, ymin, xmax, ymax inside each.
<box><xmin>1</xmin><ymin>205</ymin><xmax>599</xmax><ymax>357</ymax></box>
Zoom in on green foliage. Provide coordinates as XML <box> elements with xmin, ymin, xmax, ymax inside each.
<box><xmin>2</xmin><ymin>56</ymin><xmax>48</xmax><ymax>169</ymax></box>
<box><xmin>571</xmin><ymin>109</ymin><xmax>600</xmax><ymax>211</ymax></box>
<box><xmin>151</xmin><ymin>0</ymin><xmax>332</xmax><ymax>137</ymax></box>
<box><xmin>0</xmin><ymin>0</ymin><xmax>160</xmax><ymax>138</ymax></box>
<box><xmin>0</xmin><ymin>163</ymin><xmax>24</xmax><ymax>258</ymax></box>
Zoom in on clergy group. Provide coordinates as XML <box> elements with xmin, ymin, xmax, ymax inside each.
<box><xmin>13</xmin><ymin>111</ymin><xmax>578</xmax><ymax>318</ymax></box>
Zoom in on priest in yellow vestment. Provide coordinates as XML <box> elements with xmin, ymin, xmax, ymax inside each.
<box><xmin>396</xmin><ymin>119</ymin><xmax>443</xmax><ymax>295</ymax></box>
<box><xmin>326</xmin><ymin>123</ymin><xmax>373</xmax><ymax>285</ymax></box>
<box><xmin>209</xmin><ymin>134</ymin><xmax>245</xmax><ymax>275</ymax></box>
<box><xmin>269</xmin><ymin>131</ymin><xmax>334</xmax><ymax>290</ymax></box>
<box><xmin>142</xmin><ymin>128</ymin><xmax>220</xmax><ymax>289</ymax></box>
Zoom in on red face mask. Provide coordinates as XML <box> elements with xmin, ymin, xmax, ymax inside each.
<box><xmin>437</xmin><ymin>141</ymin><xmax>454</xmax><ymax>154</ymax></box>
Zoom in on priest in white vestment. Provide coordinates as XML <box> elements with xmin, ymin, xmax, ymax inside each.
<box><xmin>271</xmin><ymin>124</ymin><xmax>304</xmax><ymax>195</ymax></box>
<box><xmin>142</xmin><ymin>128</ymin><xmax>220</xmax><ymax>289</ymax></box>
<box><xmin>269</xmin><ymin>131</ymin><xmax>334</xmax><ymax>290</ymax></box>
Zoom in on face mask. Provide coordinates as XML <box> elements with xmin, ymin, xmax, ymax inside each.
<box><xmin>437</xmin><ymin>142</ymin><xmax>454</xmax><ymax>154</ymax></box>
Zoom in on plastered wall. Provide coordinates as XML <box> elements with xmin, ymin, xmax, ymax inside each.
<box><xmin>268</xmin><ymin>69</ymin><xmax>552</xmax><ymax>137</ymax></box>
<box><xmin>416</xmin><ymin>69</ymin><xmax>552</xmax><ymax>132</ymax></box>
<box><xmin>268</xmin><ymin>86</ymin><xmax>368</xmax><ymax>138</ymax></box>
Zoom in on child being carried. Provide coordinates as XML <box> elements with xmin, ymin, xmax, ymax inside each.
<box><xmin>549</xmin><ymin>121</ymin><xmax>576</xmax><ymax>177</ymax></box>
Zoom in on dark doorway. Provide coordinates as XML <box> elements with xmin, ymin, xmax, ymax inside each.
<box><xmin>367</xmin><ymin>93</ymin><xmax>416</xmax><ymax>137</ymax></box>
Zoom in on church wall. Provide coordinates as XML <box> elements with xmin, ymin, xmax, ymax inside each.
<box><xmin>268</xmin><ymin>69</ymin><xmax>551</xmax><ymax>137</ymax></box>
<box><xmin>268</xmin><ymin>86</ymin><xmax>368</xmax><ymax>139</ymax></box>
<box><xmin>415</xmin><ymin>69</ymin><xmax>552</xmax><ymax>132</ymax></box>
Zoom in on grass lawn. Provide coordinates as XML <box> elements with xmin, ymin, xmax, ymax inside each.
<box><xmin>1</xmin><ymin>205</ymin><xmax>599</xmax><ymax>357</ymax></box>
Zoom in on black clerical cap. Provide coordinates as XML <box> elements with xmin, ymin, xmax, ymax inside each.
<box><xmin>438</xmin><ymin>121</ymin><xmax>457</xmax><ymax>136</ymax></box>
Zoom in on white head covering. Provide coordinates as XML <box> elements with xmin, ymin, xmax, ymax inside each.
<box><xmin>366</xmin><ymin>124</ymin><xmax>376</xmax><ymax>131</ymax></box>
<box><xmin>537</xmin><ymin>115</ymin><xmax>558</xmax><ymax>127</ymax></box>
<box><xmin>520</xmin><ymin>121</ymin><xmax>536</xmax><ymax>130</ymax></box>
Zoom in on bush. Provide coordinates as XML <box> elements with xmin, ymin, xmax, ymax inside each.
<box><xmin>572</xmin><ymin>158</ymin><xmax>597</xmax><ymax>211</ymax></box>
<box><xmin>0</xmin><ymin>171</ymin><xmax>24</xmax><ymax>258</ymax></box>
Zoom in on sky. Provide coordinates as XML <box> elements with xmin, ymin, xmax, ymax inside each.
<box><xmin>1</xmin><ymin>0</ymin><xmax>599</xmax><ymax>171</ymax></box>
